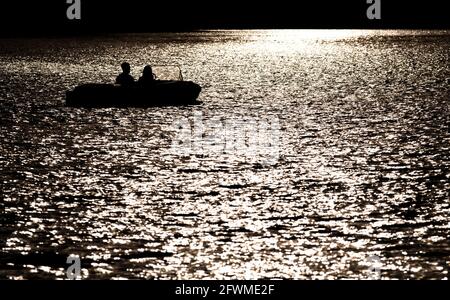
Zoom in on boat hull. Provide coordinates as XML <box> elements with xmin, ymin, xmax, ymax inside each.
<box><xmin>66</xmin><ymin>81</ymin><xmax>202</xmax><ymax>108</ymax></box>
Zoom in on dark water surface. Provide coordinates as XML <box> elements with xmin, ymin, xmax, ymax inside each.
<box><xmin>0</xmin><ymin>30</ymin><xmax>449</xmax><ymax>279</ymax></box>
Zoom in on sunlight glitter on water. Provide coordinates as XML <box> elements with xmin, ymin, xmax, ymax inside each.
<box><xmin>0</xmin><ymin>30</ymin><xmax>449</xmax><ymax>279</ymax></box>
<box><xmin>263</xmin><ymin>29</ymin><xmax>369</xmax><ymax>41</ymax></box>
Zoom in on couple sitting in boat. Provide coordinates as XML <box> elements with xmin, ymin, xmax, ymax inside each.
<box><xmin>116</xmin><ymin>62</ymin><xmax>155</xmax><ymax>86</ymax></box>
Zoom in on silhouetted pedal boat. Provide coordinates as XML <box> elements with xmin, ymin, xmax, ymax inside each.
<box><xmin>66</xmin><ymin>65</ymin><xmax>202</xmax><ymax>108</ymax></box>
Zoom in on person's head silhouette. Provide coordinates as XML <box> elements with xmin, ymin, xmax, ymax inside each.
<box><xmin>121</xmin><ymin>62</ymin><xmax>131</xmax><ymax>74</ymax></box>
<box><xmin>143</xmin><ymin>65</ymin><xmax>153</xmax><ymax>78</ymax></box>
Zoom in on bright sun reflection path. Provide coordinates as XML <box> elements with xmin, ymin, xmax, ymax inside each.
<box><xmin>244</xmin><ymin>29</ymin><xmax>372</xmax><ymax>53</ymax></box>
<box><xmin>263</xmin><ymin>29</ymin><xmax>370</xmax><ymax>41</ymax></box>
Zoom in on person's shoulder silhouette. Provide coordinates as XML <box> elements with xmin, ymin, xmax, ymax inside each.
<box><xmin>138</xmin><ymin>65</ymin><xmax>156</xmax><ymax>86</ymax></box>
<box><xmin>116</xmin><ymin>62</ymin><xmax>135</xmax><ymax>86</ymax></box>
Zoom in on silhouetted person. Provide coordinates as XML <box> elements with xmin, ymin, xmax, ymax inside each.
<box><xmin>138</xmin><ymin>65</ymin><xmax>156</xmax><ymax>86</ymax></box>
<box><xmin>116</xmin><ymin>62</ymin><xmax>135</xmax><ymax>86</ymax></box>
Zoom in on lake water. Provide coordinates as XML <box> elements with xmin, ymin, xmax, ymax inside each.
<box><xmin>0</xmin><ymin>30</ymin><xmax>449</xmax><ymax>279</ymax></box>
